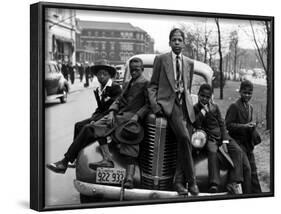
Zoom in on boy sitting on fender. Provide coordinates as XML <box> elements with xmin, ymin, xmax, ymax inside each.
<box><xmin>193</xmin><ymin>84</ymin><xmax>251</xmax><ymax>194</ymax></box>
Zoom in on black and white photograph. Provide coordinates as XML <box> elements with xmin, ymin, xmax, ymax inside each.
<box><xmin>30</xmin><ymin>1</ymin><xmax>274</xmax><ymax>211</ymax></box>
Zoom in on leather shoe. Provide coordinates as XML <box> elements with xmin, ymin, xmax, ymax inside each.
<box><xmin>226</xmin><ymin>182</ymin><xmax>241</xmax><ymax>195</ymax></box>
<box><xmin>188</xmin><ymin>183</ymin><xmax>199</xmax><ymax>195</ymax></box>
<box><xmin>89</xmin><ymin>159</ymin><xmax>114</xmax><ymax>170</ymax></box>
<box><xmin>209</xmin><ymin>185</ymin><xmax>218</xmax><ymax>193</ymax></box>
<box><xmin>46</xmin><ymin>159</ymin><xmax>68</xmax><ymax>174</ymax></box>
<box><xmin>174</xmin><ymin>183</ymin><xmax>188</xmax><ymax>195</ymax></box>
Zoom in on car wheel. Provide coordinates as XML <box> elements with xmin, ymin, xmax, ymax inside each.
<box><xmin>60</xmin><ymin>87</ymin><xmax>67</xmax><ymax>103</ymax></box>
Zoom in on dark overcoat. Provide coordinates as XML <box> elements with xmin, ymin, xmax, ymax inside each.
<box><xmin>225</xmin><ymin>98</ymin><xmax>254</xmax><ymax>151</ymax></box>
<box><xmin>194</xmin><ymin>102</ymin><xmax>230</xmax><ymax>142</ymax></box>
<box><xmin>108</xmin><ymin>75</ymin><xmax>149</xmax><ymax>157</ymax></box>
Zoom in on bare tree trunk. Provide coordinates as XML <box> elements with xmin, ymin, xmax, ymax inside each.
<box><xmin>266</xmin><ymin>21</ymin><xmax>272</xmax><ymax>130</ymax></box>
<box><xmin>204</xmin><ymin>37</ymin><xmax>208</xmax><ymax>63</ymax></box>
<box><xmin>234</xmin><ymin>46</ymin><xmax>237</xmax><ymax>79</ymax></box>
<box><xmin>215</xmin><ymin>18</ymin><xmax>223</xmax><ymax>99</ymax></box>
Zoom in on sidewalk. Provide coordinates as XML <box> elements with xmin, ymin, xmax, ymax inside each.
<box><xmin>68</xmin><ymin>76</ymin><xmax>99</xmax><ymax>94</ymax></box>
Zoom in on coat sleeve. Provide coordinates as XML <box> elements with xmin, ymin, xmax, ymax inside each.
<box><xmin>147</xmin><ymin>55</ymin><xmax>162</xmax><ymax>114</ymax></box>
<box><xmin>225</xmin><ymin>103</ymin><xmax>248</xmax><ymax>133</ymax></box>
<box><xmin>104</xmin><ymin>84</ymin><xmax>122</xmax><ymax>107</ymax></box>
<box><xmin>193</xmin><ymin>104</ymin><xmax>205</xmax><ymax>129</ymax></box>
<box><xmin>97</xmin><ymin>84</ymin><xmax>123</xmax><ymax>114</ymax></box>
<box><xmin>215</xmin><ymin>104</ymin><xmax>230</xmax><ymax>140</ymax></box>
<box><xmin>92</xmin><ymin>89</ymin><xmax>102</xmax><ymax>115</ymax></box>
<box><xmin>136</xmin><ymin>82</ymin><xmax>150</xmax><ymax>121</ymax></box>
<box><xmin>108</xmin><ymin>83</ymin><xmax>128</xmax><ymax>112</ymax></box>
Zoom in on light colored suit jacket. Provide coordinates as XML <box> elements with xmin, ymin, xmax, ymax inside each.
<box><xmin>147</xmin><ymin>52</ymin><xmax>195</xmax><ymax>123</ymax></box>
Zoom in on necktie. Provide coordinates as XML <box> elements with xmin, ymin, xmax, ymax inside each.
<box><xmin>176</xmin><ymin>55</ymin><xmax>180</xmax><ymax>83</ymax></box>
<box><xmin>176</xmin><ymin>55</ymin><xmax>182</xmax><ymax>102</ymax></box>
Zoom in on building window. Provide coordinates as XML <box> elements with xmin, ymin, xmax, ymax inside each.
<box><xmin>87</xmin><ymin>31</ymin><xmax>91</xmax><ymax>36</ymax></box>
<box><xmin>95</xmin><ymin>31</ymin><xmax>99</xmax><ymax>37</ymax></box>
<box><xmin>101</xmin><ymin>52</ymin><xmax>107</xmax><ymax>58</ymax></box>
<box><xmin>120</xmin><ymin>42</ymin><xmax>133</xmax><ymax>51</ymax></box>
<box><xmin>120</xmin><ymin>52</ymin><xmax>131</xmax><ymax>62</ymax></box>
<box><xmin>102</xmin><ymin>32</ymin><xmax>106</xmax><ymax>37</ymax></box>
<box><xmin>109</xmin><ymin>52</ymin><xmax>115</xmax><ymax>59</ymax></box>
<box><xmin>94</xmin><ymin>41</ymin><xmax>99</xmax><ymax>50</ymax></box>
<box><xmin>120</xmin><ymin>32</ymin><xmax>133</xmax><ymax>39</ymax></box>
<box><xmin>101</xmin><ymin>41</ymin><xmax>106</xmax><ymax>50</ymax></box>
<box><xmin>86</xmin><ymin>41</ymin><xmax>91</xmax><ymax>48</ymax></box>
<box><xmin>111</xmin><ymin>32</ymin><xmax>114</xmax><ymax>37</ymax></box>
<box><xmin>110</xmin><ymin>42</ymin><xmax>115</xmax><ymax>51</ymax></box>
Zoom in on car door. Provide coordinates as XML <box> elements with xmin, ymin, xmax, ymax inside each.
<box><xmin>45</xmin><ymin>63</ymin><xmax>61</xmax><ymax>95</ymax></box>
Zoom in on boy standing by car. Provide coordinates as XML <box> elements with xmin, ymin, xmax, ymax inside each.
<box><xmin>147</xmin><ymin>28</ymin><xmax>199</xmax><ymax>195</ymax></box>
<box><xmin>193</xmin><ymin>84</ymin><xmax>252</xmax><ymax>194</ymax></box>
<box><xmin>225</xmin><ymin>80</ymin><xmax>262</xmax><ymax>193</ymax></box>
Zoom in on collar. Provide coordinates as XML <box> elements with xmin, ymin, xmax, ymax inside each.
<box><xmin>238</xmin><ymin>98</ymin><xmax>249</xmax><ymax>107</ymax></box>
<box><xmin>98</xmin><ymin>79</ymin><xmax>113</xmax><ymax>95</ymax></box>
<box><xmin>130</xmin><ymin>74</ymin><xmax>145</xmax><ymax>85</ymax></box>
<box><xmin>171</xmin><ymin>51</ymin><xmax>182</xmax><ymax>60</ymax></box>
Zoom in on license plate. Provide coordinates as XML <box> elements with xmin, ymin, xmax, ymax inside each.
<box><xmin>96</xmin><ymin>167</ymin><xmax>126</xmax><ymax>185</ymax></box>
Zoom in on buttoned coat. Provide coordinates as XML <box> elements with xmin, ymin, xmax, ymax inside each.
<box><xmin>73</xmin><ymin>82</ymin><xmax>122</xmax><ymax>140</ymax></box>
<box><xmin>107</xmin><ymin>74</ymin><xmax>149</xmax><ymax>157</ymax></box>
<box><xmin>225</xmin><ymin>98</ymin><xmax>254</xmax><ymax>151</ymax></box>
<box><xmin>92</xmin><ymin>82</ymin><xmax>122</xmax><ymax>121</ymax></box>
<box><xmin>147</xmin><ymin>52</ymin><xmax>195</xmax><ymax>122</ymax></box>
<box><xmin>194</xmin><ymin>102</ymin><xmax>230</xmax><ymax>142</ymax></box>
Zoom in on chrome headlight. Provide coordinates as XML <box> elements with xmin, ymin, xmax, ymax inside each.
<box><xmin>191</xmin><ymin>130</ymin><xmax>207</xmax><ymax>149</ymax></box>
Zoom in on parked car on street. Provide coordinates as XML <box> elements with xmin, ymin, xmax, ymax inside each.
<box><xmin>45</xmin><ymin>61</ymin><xmax>69</xmax><ymax>103</ymax></box>
<box><xmin>74</xmin><ymin>54</ymin><xmax>232</xmax><ymax>202</ymax></box>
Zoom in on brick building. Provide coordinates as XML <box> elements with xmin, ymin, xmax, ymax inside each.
<box><xmin>76</xmin><ymin>20</ymin><xmax>154</xmax><ymax>65</ymax></box>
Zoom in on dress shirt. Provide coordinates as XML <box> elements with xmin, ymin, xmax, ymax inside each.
<box><xmin>171</xmin><ymin>51</ymin><xmax>182</xmax><ymax>80</ymax></box>
<box><xmin>97</xmin><ymin>78</ymin><xmax>113</xmax><ymax>99</ymax></box>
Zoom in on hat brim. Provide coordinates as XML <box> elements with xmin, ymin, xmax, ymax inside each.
<box><xmin>113</xmin><ymin>122</ymin><xmax>144</xmax><ymax>145</ymax></box>
<box><xmin>91</xmin><ymin>65</ymin><xmax>116</xmax><ymax>77</ymax></box>
<box><xmin>218</xmin><ymin>146</ymin><xmax>234</xmax><ymax>168</ymax></box>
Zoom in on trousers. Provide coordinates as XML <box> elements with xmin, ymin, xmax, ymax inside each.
<box><xmin>239</xmin><ymin>144</ymin><xmax>262</xmax><ymax>193</ymax></box>
<box><xmin>171</xmin><ymin>99</ymin><xmax>196</xmax><ymax>185</ymax></box>
<box><xmin>65</xmin><ymin>116</ymin><xmax>111</xmax><ymax>163</ymax></box>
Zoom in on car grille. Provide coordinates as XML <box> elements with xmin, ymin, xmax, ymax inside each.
<box><xmin>139</xmin><ymin>115</ymin><xmax>177</xmax><ymax>190</ymax></box>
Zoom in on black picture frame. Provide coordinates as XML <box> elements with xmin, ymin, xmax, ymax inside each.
<box><xmin>30</xmin><ymin>1</ymin><xmax>274</xmax><ymax>211</ymax></box>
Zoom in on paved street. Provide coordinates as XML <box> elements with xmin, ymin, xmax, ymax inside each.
<box><xmin>44</xmin><ymin>78</ymin><xmax>98</xmax><ymax>206</ymax></box>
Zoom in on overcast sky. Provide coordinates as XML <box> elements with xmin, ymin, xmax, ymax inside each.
<box><xmin>76</xmin><ymin>9</ymin><xmax>266</xmax><ymax>53</ymax></box>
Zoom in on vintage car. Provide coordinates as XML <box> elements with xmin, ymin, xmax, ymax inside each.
<box><xmin>74</xmin><ymin>54</ymin><xmax>231</xmax><ymax>202</ymax></box>
<box><xmin>45</xmin><ymin>61</ymin><xmax>69</xmax><ymax>103</ymax></box>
